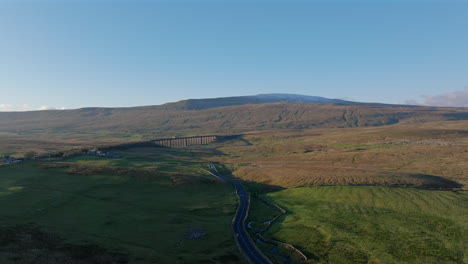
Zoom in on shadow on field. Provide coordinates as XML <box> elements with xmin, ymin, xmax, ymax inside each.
<box><xmin>409</xmin><ymin>173</ymin><xmax>463</xmax><ymax>190</ymax></box>
<box><xmin>0</xmin><ymin>224</ymin><xmax>128</xmax><ymax>264</ymax></box>
<box><xmin>444</xmin><ymin>112</ymin><xmax>468</xmax><ymax>120</ymax></box>
<box><xmin>217</xmin><ymin>134</ymin><xmax>253</xmax><ymax>146</ymax></box>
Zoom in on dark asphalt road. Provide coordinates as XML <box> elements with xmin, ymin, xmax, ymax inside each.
<box><xmin>209</xmin><ymin>164</ymin><xmax>271</xmax><ymax>264</ymax></box>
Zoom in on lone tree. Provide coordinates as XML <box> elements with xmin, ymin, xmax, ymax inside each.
<box><xmin>24</xmin><ymin>151</ymin><xmax>38</xmax><ymax>160</ymax></box>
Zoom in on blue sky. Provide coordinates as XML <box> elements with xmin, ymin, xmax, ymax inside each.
<box><xmin>1</xmin><ymin>0</ymin><xmax>467</xmax><ymax>110</ymax></box>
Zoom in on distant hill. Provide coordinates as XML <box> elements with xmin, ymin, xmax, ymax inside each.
<box><xmin>160</xmin><ymin>94</ymin><xmax>357</xmax><ymax>110</ymax></box>
<box><xmin>0</xmin><ymin>94</ymin><xmax>467</xmax><ymax>137</ymax></box>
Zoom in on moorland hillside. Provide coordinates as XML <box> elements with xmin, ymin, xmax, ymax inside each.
<box><xmin>1</xmin><ymin>95</ymin><xmax>467</xmax><ymax>137</ymax></box>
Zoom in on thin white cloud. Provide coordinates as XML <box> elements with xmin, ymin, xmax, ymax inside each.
<box><xmin>0</xmin><ymin>104</ymin><xmax>66</xmax><ymax>111</ymax></box>
<box><xmin>420</xmin><ymin>87</ymin><xmax>468</xmax><ymax>107</ymax></box>
<box><xmin>38</xmin><ymin>106</ymin><xmax>65</xmax><ymax>111</ymax></box>
<box><xmin>0</xmin><ymin>104</ymin><xmax>13</xmax><ymax>110</ymax></box>
<box><xmin>0</xmin><ymin>104</ymin><xmax>31</xmax><ymax>111</ymax></box>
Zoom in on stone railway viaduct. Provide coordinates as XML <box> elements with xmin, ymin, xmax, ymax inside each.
<box><xmin>100</xmin><ymin>135</ymin><xmax>238</xmax><ymax>152</ymax></box>
<box><xmin>152</xmin><ymin>135</ymin><xmax>218</xmax><ymax>147</ymax></box>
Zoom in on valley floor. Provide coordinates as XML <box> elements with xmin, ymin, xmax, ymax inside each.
<box><xmin>0</xmin><ymin>148</ymin><xmax>243</xmax><ymax>264</ymax></box>
<box><xmin>1</xmin><ymin>120</ymin><xmax>468</xmax><ymax>264</ymax></box>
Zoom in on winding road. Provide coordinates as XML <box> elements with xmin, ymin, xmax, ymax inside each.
<box><xmin>209</xmin><ymin>164</ymin><xmax>272</xmax><ymax>264</ymax></box>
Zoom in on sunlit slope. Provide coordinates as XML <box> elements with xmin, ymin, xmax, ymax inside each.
<box><xmin>263</xmin><ymin>186</ymin><xmax>468</xmax><ymax>264</ymax></box>
<box><xmin>219</xmin><ymin>121</ymin><xmax>468</xmax><ymax>189</ymax></box>
<box><xmin>1</xmin><ymin>102</ymin><xmax>468</xmax><ymax>137</ymax></box>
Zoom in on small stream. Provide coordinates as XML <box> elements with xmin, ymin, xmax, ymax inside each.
<box><xmin>271</xmin><ymin>245</ymin><xmax>291</xmax><ymax>264</ymax></box>
<box><xmin>255</xmin><ymin>238</ymin><xmax>291</xmax><ymax>264</ymax></box>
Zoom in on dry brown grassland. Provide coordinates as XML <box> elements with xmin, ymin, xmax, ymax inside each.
<box><xmin>213</xmin><ymin>121</ymin><xmax>468</xmax><ymax>190</ymax></box>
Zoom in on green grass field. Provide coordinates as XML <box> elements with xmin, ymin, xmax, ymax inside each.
<box><xmin>0</xmin><ymin>148</ymin><xmax>243</xmax><ymax>263</ymax></box>
<box><xmin>259</xmin><ymin>186</ymin><xmax>468</xmax><ymax>264</ymax></box>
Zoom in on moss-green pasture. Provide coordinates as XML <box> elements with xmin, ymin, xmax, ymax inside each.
<box><xmin>261</xmin><ymin>186</ymin><xmax>468</xmax><ymax>264</ymax></box>
<box><xmin>64</xmin><ymin>147</ymin><xmax>211</xmax><ymax>175</ymax></box>
<box><xmin>0</xmin><ymin>155</ymin><xmax>242</xmax><ymax>263</ymax></box>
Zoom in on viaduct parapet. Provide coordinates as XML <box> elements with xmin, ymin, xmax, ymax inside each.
<box><xmin>153</xmin><ymin>135</ymin><xmax>218</xmax><ymax>147</ymax></box>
